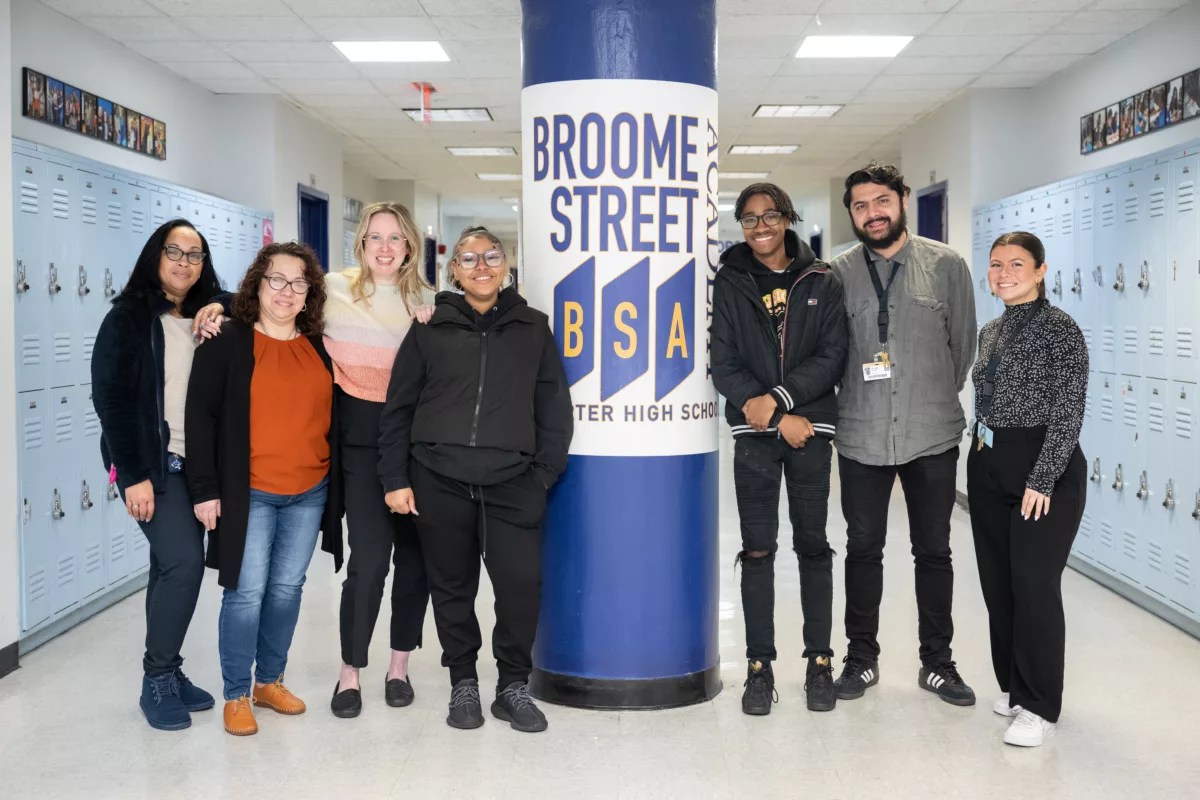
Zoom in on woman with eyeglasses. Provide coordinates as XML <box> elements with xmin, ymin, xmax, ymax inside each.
<box><xmin>378</xmin><ymin>225</ymin><xmax>573</xmax><ymax>733</ymax></box>
<box><xmin>326</xmin><ymin>203</ymin><xmax>435</xmax><ymax>719</ymax></box>
<box><xmin>185</xmin><ymin>242</ymin><xmax>339</xmax><ymax>736</ymax></box>
<box><xmin>92</xmin><ymin>219</ymin><xmax>230</xmax><ymax>731</ymax></box>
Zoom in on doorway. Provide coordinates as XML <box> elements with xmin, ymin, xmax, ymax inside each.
<box><xmin>916</xmin><ymin>181</ymin><xmax>948</xmax><ymax>244</ymax></box>
<box><xmin>297</xmin><ymin>185</ymin><xmax>329</xmax><ymax>271</ymax></box>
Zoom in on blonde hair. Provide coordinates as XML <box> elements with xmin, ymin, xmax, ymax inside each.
<box><xmin>346</xmin><ymin>202</ymin><xmax>431</xmax><ymax>312</ymax></box>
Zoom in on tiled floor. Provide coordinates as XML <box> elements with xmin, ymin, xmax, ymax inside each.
<box><xmin>2</xmin><ymin>432</ymin><xmax>1198</xmax><ymax>799</ymax></box>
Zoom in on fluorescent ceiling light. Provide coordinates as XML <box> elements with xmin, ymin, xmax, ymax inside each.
<box><xmin>511</xmin><ymin>205</ymin><xmax>520</xmax><ymax>212</ymax></box>
<box><xmin>447</xmin><ymin>146</ymin><xmax>517</xmax><ymax>156</ymax></box>
<box><xmin>754</xmin><ymin>104</ymin><xmax>842</xmax><ymax>118</ymax></box>
<box><xmin>728</xmin><ymin>145</ymin><xmax>798</xmax><ymax>155</ymax></box>
<box><xmin>795</xmin><ymin>35</ymin><xmax>912</xmax><ymax>59</ymax></box>
<box><xmin>404</xmin><ymin>108</ymin><xmax>492</xmax><ymax>122</ymax></box>
<box><xmin>333</xmin><ymin>41</ymin><xmax>450</xmax><ymax>63</ymax></box>
<box><xmin>719</xmin><ymin>172</ymin><xmax>770</xmax><ymax>179</ymax></box>
<box><xmin>477</xmin><ymin>173</ymin><xmax>521</xmax><ymax>181</ymax></box>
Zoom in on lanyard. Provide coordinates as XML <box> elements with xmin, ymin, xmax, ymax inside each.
<box><xmin>863</xmin><ymin>247</ymin><xmax>900</xmax><ymax>347</ymax></box>
<box><xmin>977</xmin><ymin>299</ymin><xmax>1047</xmax><ymax>421</ymax></box>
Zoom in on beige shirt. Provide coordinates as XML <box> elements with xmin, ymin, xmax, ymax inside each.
<box><xmin>161</xmin><ymin>313</ymin><xmax>198</xmax><ymax>457</ymax></box>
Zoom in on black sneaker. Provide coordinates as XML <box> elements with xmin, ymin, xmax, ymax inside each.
<box><xmin>804</xmin><ymin>656</ymin><xmax>837</xmax><ymax>712</ymax></box>
<box><xmin>833</xmin><ymin>655</ymin><xmax>879</xmax><ymax>700</ymax></box>
<box><xmin>741</xmin><ymin>660</ymin><xmax>777</xmax><ymax>716</ymax></box>
<box><xmin>331</xmin><ymin>681</ymin><xmax>362</xmax><ymax>719</ymax></box>
<box><xmin>446</xmin><ymin>678</ymin><xmax>485</xmax><ymax>729</ymax></box>
<box><xmin>385</xmin><ymin>676</ymin><xmax>415</xmax><ymax>708</ymax></box>
<box><xmin>491</xmin><ymin>681</ymin><xmax>549</xmax><ymax>733</ymax></box>
<box><xmin>919</xmin><ymin>661</ymin><xmax>976</xmax><ymax>707</ymax></box>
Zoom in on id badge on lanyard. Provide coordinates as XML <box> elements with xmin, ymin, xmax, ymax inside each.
<box><xmin>863</xmin><ymin>350</ymin><xmax>892</xmax><ymax>382</ymax></box>
<box><xmin>862</xmin><ymin>249</ymin><xmax>899</xmax><ymax>383</ymax></box>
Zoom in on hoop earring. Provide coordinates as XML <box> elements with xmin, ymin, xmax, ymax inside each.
<box><xmin>301</xmin><ymin>303</ymin><xmax>307</xmax><ymax>312</ymax></box>
<box><xmin>502</xmin><ymin>272</ymin><xmax>514</xmax><ymax>290</ymax></box>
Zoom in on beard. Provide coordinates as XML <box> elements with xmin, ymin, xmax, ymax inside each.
<box><xmin>853</xmin><ymin>207</ymin><xmax>908</xmax><ymax>251</ymax></box>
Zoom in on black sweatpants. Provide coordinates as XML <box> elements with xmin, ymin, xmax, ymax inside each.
<box><xmin>839</xmin><ymin>446</ymin><xmax>959</xmax><ymax>666</ymax></box>
<box><xmin>967</xmin><ymin>427</ymin><xmax>1085</xmax><ymax>723</ymax></box>
<box><xmin>733</xmin><ymin>434</ymin><xmax>834</xmax><ymax>662</ymax></box>
<box><xmin>338</xmin><ymin>442</ymin><xmax>428</xmax><ymax>668</ymax></box>
<box><xmin>409</xmin><ymin>460</ymin><xmax>545</xmax><ymax>691</ymax></box>
<box><xmin>130</xmin><ymin>471</ymin><xmax>206</xmax><ymax>677</ymax></box>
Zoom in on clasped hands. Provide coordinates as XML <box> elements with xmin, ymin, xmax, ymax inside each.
<box><xmin>742</xmin><ymin>394</ymin><xmax>813</xmax><ymax>449</ymax></box>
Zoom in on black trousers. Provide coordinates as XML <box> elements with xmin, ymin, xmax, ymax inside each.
<box><xmin>839</xmin><ymin>446</ymin><xmax>959</xmax><ymax>666</ymax></box>
<box><xmin>130</xmin><ymin>471</ymin><xmax>206</xmax><ymax>677</ymax></box>
<box><xmin>733</xmin><ymin>435</ymin><xmax>834</xmax><ymax>661</ymax></box>
<box><xmin>968</xmin><ymin>427</ymin><xmax>1085</xmax><ymax>723</ymax></box>
<box><xmin>410</xmin><ymin>460</ymin><xmax>545</xmax><ymax>690</ymax></box>
<box><xmin>338</xmin><ymin>443</ymin><xmax>429</xmax><ymax>668</ymax></box>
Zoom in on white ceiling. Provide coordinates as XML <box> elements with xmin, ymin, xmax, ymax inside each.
<box><xmin>38</xmin><ymin>0</ymin><xmax>1188</xmax><ymax>213</ymax></box>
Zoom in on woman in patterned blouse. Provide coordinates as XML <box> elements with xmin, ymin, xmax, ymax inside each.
<box><xmin>968</xmin><ymin>231</ymin><xmax>1088</xmax><ymax>749</ymax></box>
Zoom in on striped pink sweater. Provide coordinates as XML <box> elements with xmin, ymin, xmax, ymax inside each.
<box><xmin>322</xmin><ymin>270</ymin><xmax>433</xmax><ymax>403</ymax></box>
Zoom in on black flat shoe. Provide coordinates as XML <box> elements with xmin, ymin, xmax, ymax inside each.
<box><xmin>385</xmin><ymin>676</ymin><xmax>415</xmax><ymax>708</ymax></box>
<box><xmin>331</xmin><ymin>681</ymin><xmax>362</xmax><ymax>718</ymax></box>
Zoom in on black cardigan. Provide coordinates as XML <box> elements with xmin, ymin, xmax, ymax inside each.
<box><xmin>185</xmin><ymin>320</ymin><xmax>344</xmax><ymax>590</ymax></box>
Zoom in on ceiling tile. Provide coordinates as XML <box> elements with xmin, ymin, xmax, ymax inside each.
<box><xmin>812</xmin><ymin>0</ymin><xmax>958</xmax><ymax>12</ymax></box>
<box><xmin>775</xmin><ymin>58</ymin><xmax>890</xmax><ymax>77</ymax></box>
<box><xmin>718</xmin><ymin>0</ymin><xmax>822</xmax><ymax>14</ymax></box>
<box><xmin>249</xmin><ymin>61</ymin><xmax>363</xmax><ymax>79</ymax></box>
<box><xmin>1013</xmin><ymin>32</ymin><xmax>1125</xmax><ymax>55</ymax></box>
<box><xmin>217</xmin><ymin>41</ymin><xmax>344</xmax><ymax>61</ymax></box>
<box><xmin>418</xmin><ymin>0</ymin><xmax>520</xmax><ymax>13</ymax></box>
<box><xmin>991</xmin><ymin>53</ymin><xmax>1085</xmax><ymax>73</ymax></box>
<box><xmin>718</xmin><ymin>57</ymin><xmax>786</xmax><ymax>79</ymax></box>
<box><xmin>970</xmin><ymin>72</ymin><xmax>1051</xmax><ymax>88</ymax></box>
<box><xmin>292</xmin><ymin>92</ymin><xmax>392</xmax><ymax>109</ymax></box>
<box><xmin>722</xmin><ymin>35</ymin><xmax>803</xmax><ymax>59</ymax></box>
<box><xmin>765</xmin><ymin>75</ymin><xmax>878</xmax><ymax>95</ymax></box>
<box><xmin>76</xmin><ymin>15</ymin><xmax>193</xmax><ymax>41</ymax></box>
<box><xmin>867</xmin><ymin>72</ymin><xmax>976</xmax><ymax>91</ymax></box>
<box><xmin>720</xmin><ymin>14</ymin><xmax>813</xmax><ymax>36</ymax></box>
<box><xmin>853</xmin><ymin>87</ymin><xmax>957</xmax><ymax>105</ymax></box>
<box><xmin>304</xmin><ymin>16</ymin><xmax>441</xmax><ymax>40</ymax></box>
<box><xmin>126</xmin><ymin>40</ymin><xmax>232</xmax><ymax>61</ymax></box>
<box><xmin>799</xmin><ymin>13</ymin><xmax>944</xmax><ymax>36</ymax></box>
<box><xmin>41</xmin><ymin>0</ymin><xmax>160</xmax><ymax>14</ymax></box>
<box><xmin>886</xmin><ymin>55</ymin><xmax>1004</xmax><ymax>74</ymax></box>
<box><xmin>1088</xmin><ymin>0</ymin><xmax>1186</xmax><ymax>8</ymax></box>
<box><xmin>272</xmin><ymin>78</ymin><xmax>382</xmax><ymax>94</ymax></box>
<box><xmin>951</xmin><ymin>0</ymin><xmax>1090</xmax><ymax>11</ymax></box>
<box><xmin>1049</xmin><ymin>8</ymin><xmax>1170</xmax><ymax>34</ymax></box>
<box><xmin>177</xmin><ymin>16</ymin><xmax>318</xmax><ymax>41</ymax></box>
<box><xmin>350</xmin><ymin>62</ymin><xmax>464</xmax><ymax>81</ymax></box>
<box><xmin>286</xmin><ymin>0</ymin><xmax>425</xmax><ymax>13</ymax></box>
<box><xmin>148</xmin><ymin>0</ymin><xmax>294</xmax><ymax>15</ymax></box>
<box><xmin>900</xmin><ymin>34</ymin><xmax>1037</xmax><ymax>56</ymax></box>
<box><xmin>429</xmin><ymin>14</ymin><xmax>521</xmax><ymax>40</ymax></box>
<box><xmin>161</xmin><ymin>60</ymin><xmax>261</xmax><ymax>80</ymax></box>
<box><xmin>196</xmin><ymin>77</ymin><xmax>279</xmax><ymax>93</ymax></box>
<box><xmin>926</xmin><ymin>12</ymin><xmax>1070</xmax><ymax>36</ymax></box>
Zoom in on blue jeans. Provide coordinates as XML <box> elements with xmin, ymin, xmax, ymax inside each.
<box><xmin>219</xmin><ymin>477</ymin><xmax>327</xmax><ymax>701</ymax></box>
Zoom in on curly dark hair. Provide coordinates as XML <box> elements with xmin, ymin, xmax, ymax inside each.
<box><xmin>733</xmin><ymin>182</ymin><xmax>801</xmax><ymax>226</ymax></box>
<box><xmin>231</xmin><ymin>241</ymin><xmax>327</xmax><ymax>335</ymax></box>
<box><xmin>842</xmin><ymin>161</ymin><xmax>911</xmax><ymax>209</ymax></box>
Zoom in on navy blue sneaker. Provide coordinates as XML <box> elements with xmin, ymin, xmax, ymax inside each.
<box><xmin>174</xmin><ymin>669</ymin><xmax>214</xmax><ymax>712</ymax></box>
<box><xmin>140</xmin><ymin>673</ymin><xmax>191</xmax><ymax>731</ymax></box>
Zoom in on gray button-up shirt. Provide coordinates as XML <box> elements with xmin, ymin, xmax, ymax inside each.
<box><xmin>829</xmin><ymin>234</ymin><xmax>977</xmax><ymax>466</ymax></box>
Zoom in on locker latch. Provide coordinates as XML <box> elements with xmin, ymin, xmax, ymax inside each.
<box><xmin>23</xmin><ymin>498</ymin><xmax>31</xmax><ymax>523</ymax></box>
<box><xmin>104</xmin><ymin>268</ymin><xmax>116</xmax><ymax>299</ymax></box>
<box><xmin>1093</xmin><ymin>265</ymin><xmax>1104</xmax><ymax>287</ymax></box>
<box><xmin>51</xmin><ymin>488</ymin><xmax>66</xmax><ymax>520</ymax></box>
<box><xmin>1136</xmin><ymin>471</ymin><xmax>1150</xmax><ymax>500</ymax></box>
<box><xmin>48</xmin><ymin>264</ymin><xmax>62</xmax><ymax>294</ymax></box>
<box><xmin>1193</xmin><ymin>491</ymin><xmax>1200</xmax><ymax>520</ymax></box>
<box><xmin>1112</xmin><ymin>263</ymin><xmax>1125</xmax><ymax>292</ymax></box>
<box><xmin>107</xmin><ymin>482</ymin><xmax>118</xmax><ymax>502</ymax></box>
<box><xmin>1162</xmin><ymin>480</ymin><xmax>1175</xmax><ymax>510</ymax></box>
<box><xmin>1090</xmin><ymin>458</ymin><xmax>1102</xmax><ymax>484</ymax></box>
<box><xmin>80</xmin><ymin>480</ymin><xmax>94</xmax><ymax>511</ymax></box>
<box><xmin>1112</xmin><ymin>464</ymin><xmax>1124</xmax><ymax>491</ymax></box>
<box><xmin>78</xmin><ymin>265</ymin><xmax>91</xmax><ymax>297</ymax></box>
<box><xmin>1137</xmin><ymin>261</ymin><xmax>1149</xmax><ymax>291</ymax></box>
<box><xmin>1071</xmin><ymin>269</ymin><xmax>1082</xmax><ymax>295</ymax></box>
<box><xmin>1052</xmin><ymin>272</ymin><xmax>1062</xmax><ymax>299</ymax></box>
<box><xmin>15</xmin><ymin>259</ymin><xmax>29</xmax><ymax>293</ymax></box>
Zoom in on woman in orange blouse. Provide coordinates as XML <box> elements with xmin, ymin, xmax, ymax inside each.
<box><xmin>186</xmin><ymin>242</ymin><xmax>340</xmax><ymax>736</ymax></box>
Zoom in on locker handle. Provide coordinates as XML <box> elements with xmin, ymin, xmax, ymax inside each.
<box><xmin>107</xmin><ymin>482</ymin><xmax>119</xmax><ymax>502</ymax></box>
<box><xmin>1193</xmin><ymin>491</ymin><xmax>1200</xmax><ymax>520</ymax></box>
<box><xmin>81</xmin><ymin>480</ymin><xmax>94</xmax><ymax>511</ymax></box>
<box><xmin>1135</xmin><ymin>471</ymin><xmax>1149</xmax><ymax>501</ymax></box>
<box><xmin>78</xmin><ymin>265</ymin><xmax>91</xmax><ymax>297</ymax></box>
<box><xmin>1111</xmin><ymin>464</ymin><xmax>1124</xmax><ymax>491</ymax></box>
<box><xmin>51</xmin><ymin>489</ymin><xmax>66</xmax><ymax>520</ymax></box>
<box><xmin>48</xmin><ymin>264</ymin><xmax>62</xmax><ymax>294</ymax></box>
<box><xmin>23</xmin><ymin>498</ymin><xmax>31</xmax><ymax>523</ymax></box>
<box><xmin>1162</xmin><ymin>480</ymin><xmax>1175</xmax><ymax>510</ymax></box>
<box><xmin>1136</xmin><ymin>261</ymin><xmax>1149</xmax><ymax>291</ymax></box>
<box><xmin>1112</xmin><ymin>263</ymin><xmax>1125</xmax><ymax>292</ymax></box>
<box><xmin>1052</xmin><ymin>272</ymin><xmax>1062</xmax><ymax>299</ymax></box>
<box><xmin>104</xmin><ymin>268</ymin><xmax>116</xmax><ymax>299</ymax></box>
<box><xmin>15</xmin><ymin>259</ymin><xmax>30</xmax><ymax>293</ymax></box>
<box><xmin>1090</xmin><ymin>458</ymin><xmax>1102</xmax><ymax>484</ymax></box>
<box><xmin>1071</xmin><ymin>269</ymin><xmax>1082</xmax><ymax>295</ymax></box>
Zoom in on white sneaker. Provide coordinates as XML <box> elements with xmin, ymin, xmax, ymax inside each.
<box><xmin>993</xmin><ymin>693</ymin><xmax>1022</xmax><ymax>717</ymax></box>
<box><xmin>1004</xmin><ymin>709</ymin><xmax>1057</xmax><ymax>747</ymax></box>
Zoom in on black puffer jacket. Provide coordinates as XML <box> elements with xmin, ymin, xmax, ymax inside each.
<box><xmin>711</xmin><ymin>230</ymin><xmax>848</xmax><ymax>438</ymax></box>
<box><xmin>378</xmin><ymin>287</ymin><xmax>573</xmax><ymax>491</ymax></box>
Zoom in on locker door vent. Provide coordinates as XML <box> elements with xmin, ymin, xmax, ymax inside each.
<box><xmin>20</xmin><ymin>181</ymin><xmax>39</xmax><ymax>214</ymax></box>
<box><xmin>109</xmin><ymin>530</ymin><xmax>126</xmax><ymax>562</ymax></box>
<box><xmin>53</xmin><ymin>333</ymin><xmax>71</xmax><ymax>365</ymax></box>
<box><xmin>1148</xmin><ymin>402</ymin><xmax>1165</xmax><ymax>433</ymax></box>
<box><xmin>1060</xmin><ymin>212</ymin><xmax>1073</xmax><ymax>237</ymax></box>
<box><xmin>54</xmin><ymin>409</ymin><xmax>72</xmax><ymax>443</ymax></box>
<box><xmin>1149</xmin><ymin>187</ymin><xmax>1166</xmax><ymax>217</ymax></box>
<box><xmin>52</xmin><ymin>188</ymin><xmax>69</xmax><ymax>220</ymax></box>
<box><xmin>1148</xmin><ymin>328</ymin><xmax>1165</xmax><ymax>357</ymax></box>
<box><xmin>131</xmin><ymin>208</ymin><xmax>146</xmax><ymax>236</ymax></box>
<box><xmin>224</xmin><ymin>227</ymin><xmax>235</xmax><ymax>250</ymax></box>
<box><xmin>1122</xmin><ymin>396</ymin><xmax>1138</xmax><ymax>427</ymax></box>
<box><xmin>1080</xmin><ymin>206</ymin><xmax>1094</xmax><ymax>231</ymax></box>
<box><xmin>1102</xmin><ymin>327</ymin><xmax>1116</xmax><ymax>353</ymax></box>
<box><xmin>1121</xmin><ymin>529</ymin><xmax>1137</xmax><ymax>560</ymax></box>
<box><xmin>56</xmin><ymin>555</ymin><xmax>75</xmax><ymax>590</ymax></box>
<box><xmin>106</xmin><ymin>202</ymin><xmax>122</xmax><ymax>229</ymax></box>
<box><xmin>1100</xmin><ymin>201</ymin><xmax>1116</xmax><ymax>226</ymax></box>
<box><xmin>1177</xmin><ymin>180</ymin><xmax>1195</xmax><ymax>212</ymax></box>
<box><xmin>27</xmin><ymin>570</ymin><xmax>47</xmax><ymax>604</ymax></box>
<box><xmin>1122</xmin><ymin>195</ymin><xmax>1139</xmax><ymax>223</ymax></box>
<box><xmin>82</xmin><ymin>334</ymin><xmax>96</xmax><ymax>364</ymax></box>
<box><xmin>23</xmin><ymin>416</ymin><xmax>44</xmax><ymax>449</ymax></box>
<box><xmin>1099</xmin><ymin>521</ymin><xmax>1114</xmax><ymax>549</ymax></box>
<box><xmin>1174</xmin><ymin>554</ymin><xmax>1192</xmax><ymax>587</ymax></box>
<box><xmin>85</xmin><ymin>545</ymin><xmax>103</xmax><ymax>577</ymax></box>
<box><xmin>1081</xmin><ymin>326</ymin><xmax>1094</xmax><ymax>352</ymax></box>
<box><xmin>22</xmin><ymin>336</ymin><xmax>42</xmax><ymax>368</ymax></box>
<box><xmin>1176</xmin><ymin>329</ymin><xmax>1195</xmax><ymax>359</ymax></box>
<box><xmin>1101</xmin><ymin>395</ymin><xmax>1115</xmax><ymax>422</ymax></box>
<box><xmin>1123</xmin><ymin>326</ymin><xmax>1139</xmax><ymax>354</ymax></box>
<box><xmin>1079</xmin><ymin>513</ymin><xmax>1092</xmax><ymax>540</ymax></box>
<box><xmin>1176</xmin><ymin>406</ymin><xmax>1194</xmax><ymax>439</ymax></box>
<box><xmin>83</xmin><ymin>408</ymin><xmax>101</xmax><ymax>437</ymax></box>
<box><xmin>81</xmin><ymin>194</ymin><xmax>98</xmax><ymax>225</ymax></box>
<box><xmin>1147</xmin><ymin>542</ymin><xmax>1164</xmax><ymax>574</ymax></box>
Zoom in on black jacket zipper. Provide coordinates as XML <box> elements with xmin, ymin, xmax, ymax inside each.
<box><xmin>469</xmin><ymin>330</ymin><xmax>488</xmax><ymax>446</ymax></box>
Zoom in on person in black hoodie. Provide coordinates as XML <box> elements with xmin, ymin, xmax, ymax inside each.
<box><xmin>711</xmin><ymin>184</ymin><xmax>849</xmax><ymax>716</ymax></box>
<box><xmin>378</xmin><ymin>225</ymin><xmax>573</xmax><ymax>734</ymax></box>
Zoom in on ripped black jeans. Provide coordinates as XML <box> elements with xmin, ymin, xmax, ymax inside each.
<box><xmin>733</xmin><ymin>434</ymin><xmax>835</xmax><ymax>662</ymax></box>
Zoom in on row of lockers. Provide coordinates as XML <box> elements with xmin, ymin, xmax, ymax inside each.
<box><xmin>971</xmin><ymin>137</ymin><xmax>1200</xmax><ymax>626</ymax></box>
<box><xmin>12</xmin><ymin>139</ymin><xmax>268</xmax><ymax>396</ymax></box>
<box><xmin>10</xmin><ymin>139</ymin><xmax>273</xmax><ymax>636</ymax></box>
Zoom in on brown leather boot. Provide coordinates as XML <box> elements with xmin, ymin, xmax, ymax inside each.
<box><xmin>223</xmin><ymin>696</ymin><xmax>258</xmax><ymax>736</ymax></box>
<box><xmin>252</xmin><ymin>678</ymin><xmax>306</xmax><ymax>715</ymax></box>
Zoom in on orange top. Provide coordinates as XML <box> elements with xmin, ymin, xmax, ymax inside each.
<box><xmin>249</xmin><ymin>331</ymin><xmax>332</xmax><ymax>495</ymax></box>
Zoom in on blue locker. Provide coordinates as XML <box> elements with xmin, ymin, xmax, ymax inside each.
<box><xmin>1076</xmin><ymin>181</ymin><xmax>1100</xmax><ymax>360</ymax></box>
<box><xmin>218</xmin><ymin>205</ymin><xmax>239</xmax><ymax>286</ymax></box>
<box><xmin>1092</xmin><ymin>372</ymin><xmax>1121</xmax><ymax>573</ymax></box>
<box><xmin>101</xmin><ymin>176</ymin><xmax>129</xmax><ymax>304</ymax></box>
<box><xmin>1095</xmin><ymin>175</ymin><xmax>1122</xmax><ymax>373</ymax></box>
<box><xmin>18</xmin><ymin>391</ymin><xmax>51</xmax><ymax>632</ymax></box>
<box><xmin>149</xmin><ymin>187</ymin><xmax>170</xmax><ymax>230</ymax></box>
<box><xmin>76</xmin><ymin>384</ymin><xmax>107</xmax><ymax>601</ymax></box>
<box><xmin>1140</xmin><ymin>378</ymin><xmax>1171</xmax><ymax>601</ymax></box>
<box><xmin>1166</xmin><ymin>382</ymin><xmax>1198</xmax><ymax>613</ymax></box>
<box><xmin>127</xmin><ymin>182</ymin><xmax>149</xmax><ymax>255</ymax></box>
<box><xmin>13</xmin><ymin>151</ymin><xmax>46</xmax><ymax>394</ymax></box>
<box><xmin>48</xmin><ymin>387</ymin><xmax>80</xmax><ymax>614</ymax></box>
<box><xmin>1074</xmin><ymin>370</ymin><xmax>1102</xmax><ymax>562</ymax></box>
<box><xmin>1113</xmin><ymin>376</ymin><xmax>1144</xmax><ymax>586</ymax></box>
<box><xmin>1137</xmin><ymin>164</ymin><xmax>1171</xmax><ymax>380</ymax></box>
<box><xmin>77</xmin><ymin>169</ymin><xmax>104</xmax><ymax>385</ymax></box>
<box><xmin>1171</xmin><ymin>153</ymin><xmax>1199</xmax><ymax>383</ymax></box>
<box><xmin>45</xmin><ymin>159</ymin><xmax>79</xmax><ymax>390</ymax></box>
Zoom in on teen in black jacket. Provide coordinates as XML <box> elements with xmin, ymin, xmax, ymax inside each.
<box><xmin>711</xmin><ymin>184</ymin><xmax>849</xmax><ymax>717</ymax></box>
<box><xmin>379</xmin><ymin>226</ymin><xmax>572</xmax><ymax>735</ymax></box>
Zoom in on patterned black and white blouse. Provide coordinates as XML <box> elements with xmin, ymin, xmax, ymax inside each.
<box><xmin>972</xmin><ymin>300</ymin><xmax>1088</xmax><ymax>495</ymax></box>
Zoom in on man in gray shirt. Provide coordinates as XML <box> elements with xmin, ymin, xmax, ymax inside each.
<box><xmin>828</xmin><ymin>162</ymin><xmax>978</xmax><ymax>707</ymax></box>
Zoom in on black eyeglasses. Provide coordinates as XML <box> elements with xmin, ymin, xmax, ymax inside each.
<box><xmin>263</xmin><ymin>273</ymin><xmax>311</xmax><ymax>294</ymax></box>
<box><xmin>162</xmin><ymin>244</ymin><xmax>207</xmax><ymax>265</ymax></box>
<box><xmin>737</xmin><ymin>211</ymin><xmax>785</xmax><ymax>230</ymax></box>
<box><xmin>454</xmin><ymin>250</ymin><xmax>505</xmax><ymax>269</ymax></box>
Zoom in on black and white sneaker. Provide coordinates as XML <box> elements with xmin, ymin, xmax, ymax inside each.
<box><xmin>918</xmin><ymin>662</ymin><xmax>976</xmax><ymax>706</ymax></box>
<box><xmin>741</xmin><ymin>660</ymin><xmax>777</xmax><ymax>716</ymax></box>
<box><xmin>833</xmin><ymin>655</ymin><xmax>879</xmax><ymax>700</ymax></box>
<box><xmin>491</xmin><ymin>681</ymin><xmax>548</xmax><ymax>733</ymax></box>
<box><xmin>446</xmin><ymin>678</ymin><xmax>485</xmax><ymax>729</ymax></box>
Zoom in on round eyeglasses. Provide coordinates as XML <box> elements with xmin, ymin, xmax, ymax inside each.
<box><xmin>162</xmin><ymin>244</ymin><xmax>207</xmax><ymax>265</ymax></box>
<box><xmin>262</xmin><ymin>273</ymin><xmax>311</xmax><ymax>294</ymax></box>
<box><xmin>454</xmin><ymin>250</ymin><xmax>505</xmax><ymax>269</ymax></box>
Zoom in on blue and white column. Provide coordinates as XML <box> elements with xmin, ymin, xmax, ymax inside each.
<box><xmin>521</xmin><ymin>0</ymin><xmax>721</xmax><ymax>708</ymax></box>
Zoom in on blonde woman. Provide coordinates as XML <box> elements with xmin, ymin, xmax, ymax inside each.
<box><xmin>328</xmin><ymin>203</ymin><xmax>435</xmax><ymax>718</ymax></box>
